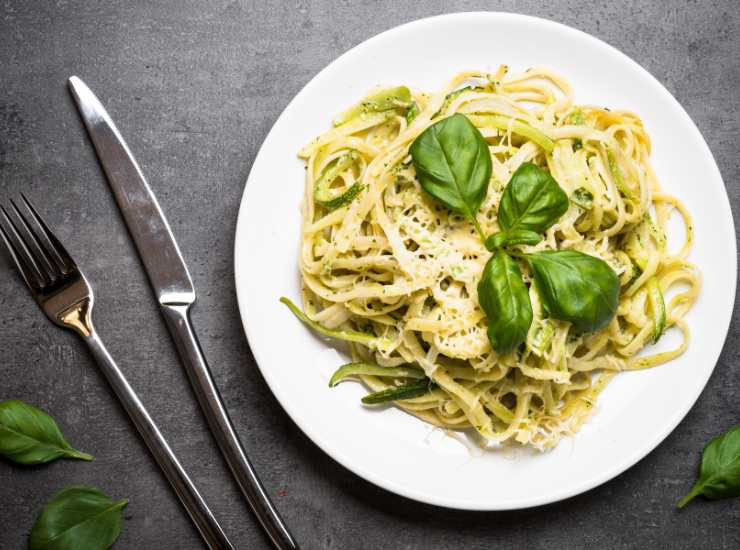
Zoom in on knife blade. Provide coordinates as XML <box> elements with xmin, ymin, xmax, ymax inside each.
<box><xmin>68</xmin><ymin>76</ymin><xmax>195</xmax><ymax>306</ymax></box>
<box><xmin>68</xmin><ymin>76</ymin><xmax>299</xmax><ymax>550</ymax></box>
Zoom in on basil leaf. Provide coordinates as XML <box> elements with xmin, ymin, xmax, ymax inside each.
<box><xmin>503</xmin><ymin>229</ymin><xmax>543</xmax><ymax>247</ymax></box>
<box><xmin>29</xmin><ymin>486</ymin><xmax>128</xmax><ymax>550</ymax></box>
<box><xmin>0</xmin><ymin>400</ymin><xmax>92</xmax><ymax>465</ymax></box>
<box><xmin>410</xmin><ymin>113</ymin><xmax>491</xmax><ymax>238</ymax></box>
<box><xmin>477</xmin><ymin>250</ymin><xmax>533</xmax><ymax>354</ymax></box>
<box><xmin>485</xmin><ymin>229</ymin><xmax>542</xmax><ymax>251</ymax></box>
<box><xmin>497</xmin><ymin>162</ymin><xmax>569</xmax><ymax>235</ymax></box>
<box><xmin>678</xmin><ymin>425</ymin><xmax>740</xmax><ymax>508</ymax></box>
<box><xmin>525</xmin><ymin>250</ymin><xmax>619</xmax><ymax>333</ymax></box>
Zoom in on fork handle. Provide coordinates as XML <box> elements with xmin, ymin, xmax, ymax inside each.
<box><xmin>160</xmin><ymin>303</ymin><xmax>299</xmax><ymax>550</ymax></box>
<box><xmin>82</xmin><ymin>329</ymin><xmax>234</xmax><ymax>550</ymax></box>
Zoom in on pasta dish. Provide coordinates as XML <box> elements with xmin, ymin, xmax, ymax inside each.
<box><xmin>282</xmin><ymin>65</ymin><xmax>701</xmax><ymax>450</ymax></box>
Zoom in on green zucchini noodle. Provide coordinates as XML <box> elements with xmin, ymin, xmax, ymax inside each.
<box><xmin>293</xmin><ymin>66</ymin><xmax>701</xmax><ymax>450</ymax></box>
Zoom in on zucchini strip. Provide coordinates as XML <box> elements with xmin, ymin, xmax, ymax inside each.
<box><xmin>299</xmin><ymin>111</ymin><xmax>395</xmax><ymax>158</ymax></box>
<box><xmin>333</xmin><ymin>86</ymin><xmax>412</xmax><ymax>127</ymax></box>
<box><xmin>647</xmin><ymin>277</ymin><xmax>666</xmax><ymax>343</ymax></box>
<box><xmin>566</xmin><ymin>108</ymin><xmax>585</xmax><ymax>125</ymax></box>
<box><xmin>361</xmin><ymin>380</ymin><xmax>435</xmax><ymax>404</ymax></box>
<box><xmin>405</xmin><ymin>101</ymin><xmax>420</xmax><ymax>123</ymax></box>
<box><xmin>280</xmin><ymin>297</ymin><xmax>392</xmax><ymax>350</ymax></box>
<box><xmin>314</xmin><ymin>151</ymin><xmax>363</xmax><ymax>209</ymax></box>
<box><xmin>329</xmin><ymin>362</ymin><xmax>425</xmax><ymax>387</ymax></box>
<box><xmin>607</xmin><ymin>148</ymin><xmax>637</xmax><ymax>200</ymax></box>
<box><xmin>433</xmin><ymin>86</ymin><xmax>478</xmax><ymax>118</ymax></box>
<box><xmin>527</xmin><ymin>320</ymin><xmax>555</xmax><ymax>357</ymax></box>
<box><xmin>570</xmin><ymin>187</ymin><xmax>594</xmax><ymax>210</ymax></box>
<box><xmin>467</xmin><ymin>114</ymin><xmax>554</xmax><ymax>152</ymax></box>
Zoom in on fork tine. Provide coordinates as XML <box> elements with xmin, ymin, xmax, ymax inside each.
<box><xmin>9</xmin><ymin>198</ymin><xmax>61</xmax><ymax>281</ymax></box>
<box><xmin>1</xmin><ymin>203</ymin><xmax>57</xmax><ymax>285</ymax></box>
<box><xmin>0</xmin><ymin>207</ymin><xmax>45</xmax><ymax>290</ymax></box>
<box><xmin>20</xmin><ymin>194</ymin><xmax>75</xmax><ymax>272</ymax></box>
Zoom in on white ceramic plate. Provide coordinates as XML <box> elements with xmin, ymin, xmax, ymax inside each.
<box><xmin>234</xmin><ymin>12</ymin><xmax>735</xmax><ymax>510</ymax></box>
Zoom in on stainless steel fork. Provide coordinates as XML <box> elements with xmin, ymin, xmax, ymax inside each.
<box><xmin>0</xmin><ymin>195</ymin><xmax>234</xmax><ymax>550</ymax></box>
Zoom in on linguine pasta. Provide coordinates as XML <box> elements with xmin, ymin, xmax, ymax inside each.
<box><xmin>292</xmin><ymin>66</ymin><xmax>701</xmax><ymax>450</ymax></box>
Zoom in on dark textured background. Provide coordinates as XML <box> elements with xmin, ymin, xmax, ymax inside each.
<box><xmin>1</xmin><ymin>1</ymin><xmax>738</xmax><ymax>549</ymax></box>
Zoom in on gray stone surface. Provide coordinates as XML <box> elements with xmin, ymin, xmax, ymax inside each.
<box><xmin>0</xmin><ymin>0</ymin><xmax>738</xmax><ymax>548</ymax></box>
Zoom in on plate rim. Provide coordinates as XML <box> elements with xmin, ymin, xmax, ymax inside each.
<box><xmin>234</xmin><ymin>11</ymin><xmax>736</xmax><ymax>510</ymax></box>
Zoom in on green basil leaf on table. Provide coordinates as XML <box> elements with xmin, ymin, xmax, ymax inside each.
<box><xmin>678</xmin><ymin>425</ymin><xmax>740</xmax><ymax>508</ymax></box>
<box><xmin>524</xmin><ymin>250</ymin><xmax>619</xmax><ymax>333</ymax></box>
<box><xmin>477</xmin><ymin>250</ymin><xmax>533</xmax><ymax>354</ymax></box>
<box><xmin>0</xmin><ymin>400</ymin><xmax>92</xmax><ymax>465</ymax></box>
<box><xmin>495</xmin><ymin>162</ymin><xmax>569</xmax><ymax>240</ymax></box>
<box><xmin>410</xmin><ymin>113</ymin><xmax>492</xmax><ymax>240</ymax></box>
<box><xmin>29</xmin><ymin>486</ymin><xmax>128</xmax><ymax>550</ymax></box>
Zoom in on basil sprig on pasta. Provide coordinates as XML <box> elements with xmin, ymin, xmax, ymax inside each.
<box><xmin>410</xmin><ymin>113</ymin><xmax>491</xmax><ymax>241</ymax></box>
<box><xmin>477</xmin><ymin>250</ymin><xmax>533</xmax><ymax>354</ymax></box>
<box><xmin>486</xmin><ymin>162</ymin><xmax>569</xmax><ymax>250</ymax></box>
<box><xmin>523</xmin><ymin>250</ymin><xmax>620</xmax><ymax>333</ymax></box>
<box><xmin>410</xmin><ymin>116</ymin><xmax>619</xmax><ymax>353</ymax></box>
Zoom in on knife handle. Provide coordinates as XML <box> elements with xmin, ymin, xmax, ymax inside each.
<box><xmin>82</xmin><ymin>329</ymin><xmax>234</xmax><ymax>550</ymax></box>
<box><xmin>160</xmin><ymin>303</ymin><xmax>299</xmax><ymax>550</ymax></box>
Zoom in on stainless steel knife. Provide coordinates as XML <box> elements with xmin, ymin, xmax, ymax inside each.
<box><xmin>68</xmin><ymin>76</ymin><xmax>299</xmax><ymax>550</ymax></box>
